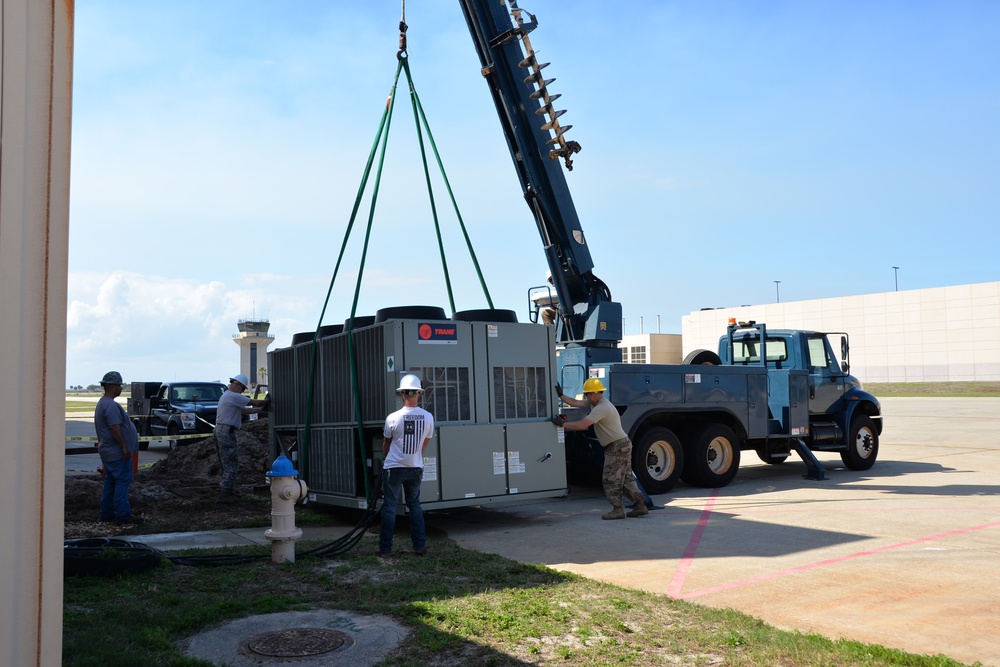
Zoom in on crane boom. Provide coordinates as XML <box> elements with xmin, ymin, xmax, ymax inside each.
<box><xmin>457</xmin><ymin>0</ymin><xmax>622</xmax><ymax>351</ymax></box>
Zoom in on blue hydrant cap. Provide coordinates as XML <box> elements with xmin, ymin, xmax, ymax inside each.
<box><xmin>266</xmin><ymin>455</ymin><xmax>298</xmax><ymax>478</ymax></box>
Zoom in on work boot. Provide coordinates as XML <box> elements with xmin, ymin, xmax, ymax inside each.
<box><xmin>602</xmin><ymin>506</ymin><xmax>625</xmax><ymax>520</ymax></box>
<box><xmin>627</xmin><ymin>501</ymin><xmax>648</xmax><ymax>517</ymax></box>
<box><xmin>218</xmin><ymin>489</ymin><xmax>237</xmax><ymax>504</ymax></box>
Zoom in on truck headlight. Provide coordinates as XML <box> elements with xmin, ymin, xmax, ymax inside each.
<box><xmin>180</xmin><ymin>413</ymin><xmax>196</xmax><ymax>430</ymax></box>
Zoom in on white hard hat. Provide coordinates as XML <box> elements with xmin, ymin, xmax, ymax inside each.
<box><xmin>230</xmin><ymin>374</ymin><xmax>249</xmax><ymax>389</ymax></box>
<box><xmin>396</xmin><ymin>374</ymin><xmax>423</xmax><ymax>393</ymax></box>
<box><xmin>545</xmin><ymin>269</ymin><xmax>553</xmax><ymax>282</ymax></box>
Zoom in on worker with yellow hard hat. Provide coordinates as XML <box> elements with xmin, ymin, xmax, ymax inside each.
<box><xmin>553</xmin><ymin>378</ymin><xmax>648</xmax><ymax>520</ymax></box>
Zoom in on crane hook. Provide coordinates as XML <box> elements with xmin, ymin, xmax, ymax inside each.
<box><xmin>397</xmin><ymin>20</ymin><xmax>408</xmax><ymax>60</ymax></box>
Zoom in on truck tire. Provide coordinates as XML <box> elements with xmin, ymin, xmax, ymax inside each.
<box><xmin>684</xmin><ymin>423</ymin><xmax>741</xmax><ymax>487</ymax></box>
<box><xmin>841</xmin><ymin>414</ymin><xmax>879</xmax><ymax>470</ymax></box>
<box><xmin>167</xmin><ymin>423</ymin><xmax>180</xmax><ymax>451</ymax></box>
<box><xmin>134</xmin><ymin>420</ymin><xmax>149</xmax><ymax>451</ymax></box>
<box><xmin>632</xmin><ymin>427</ymin><xmax>684</xmax><ymax>495</ymax></box>
<box><xmin>755</xmin><ymin>446</ymin><xmax>788</xmax><ymax>465</ymax></box>
<box><xmin>682</xmin><ymin>349</ymin><xmax>722</xmax><ymax>366</ymax></box>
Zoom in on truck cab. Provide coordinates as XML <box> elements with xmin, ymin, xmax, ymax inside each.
<box><xmin>721</xmin><ymin>324</ymin><xmax>856</xmax><ymax>414</ymax></box>
<box><xmin>719</xmin><ymin>321</ymin><xmax>882</xmax><ymax>469</ymax></box>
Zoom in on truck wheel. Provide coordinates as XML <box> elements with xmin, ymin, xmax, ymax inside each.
<box><xmin>841</xmin><ymin>414</ymin><xmax>878</xmax><ymax>470</ymax></box>
<box><xmin>632</xmin><ymin>427</ymin><xmax>683</xmax><ymax>495</ymax></box>
<box><xmin>684</xmin><ymin>424</ymin><xmax>741</xmax><ymax>487</ymax></box>
<box><xmin>134</xmin><ymin>420</ymin><xmax>149</xmax><ymax>451</ymax></box>
<box><xmin>167</xmin><ymin>423</ymin><xmax>180</xmax><ymax>451</ymax></box>
<box><xmin>755</xmin><ymin>446</ymin><xmax>788</xmax><ymax>465</ymax></box>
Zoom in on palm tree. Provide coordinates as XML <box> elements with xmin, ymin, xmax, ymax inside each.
<box><xmin>257</xmin><ymin>367</ymin><xmax>268</xmax><ymax>384</ymax></box>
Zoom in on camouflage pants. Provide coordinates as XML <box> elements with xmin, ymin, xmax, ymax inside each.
<box><xmin>215</xmin><ymin>425</ymin><xmax>239</xmax><ymax>492</ymax></box>
<box><xmin>602</xmin><ymin>437</ymin><xmax>642</xmax><ymax>507</ymax></box>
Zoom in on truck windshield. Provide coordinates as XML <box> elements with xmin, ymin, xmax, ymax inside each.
<box><xmin>732</xmin><ymin>338</ymin><xmax>787</xmax><ymax>364</ymax></box>
<box><xmin>806</xmin><ymin>336</ymin><xmax>838</xmax><ymax>371</ymax></box>
<box><xmin>173</xmin><ymin>385</ymin><xmax>226</xmax><ymax>401</ymax></box>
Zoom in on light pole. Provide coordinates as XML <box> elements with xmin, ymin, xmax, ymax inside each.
<box><xmin>774</xmin><ymin>280</ymin><xmax>781</xmax><ymax>303</ymax></box>
<box><xmin>892</xmin><ymin>266</ymin><xmax>899</xmax><ymax>292</ymax></box>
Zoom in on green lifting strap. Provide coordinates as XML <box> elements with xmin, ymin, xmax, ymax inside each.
<box><xmin>401</xmin><ymin>56</ymin><xmax>496</xmax><ymax>311</ymax></box>
<box><xmin>300</xmin><ymin>54</ymin><xmax>496</xmax><ymax>504</ymax></box>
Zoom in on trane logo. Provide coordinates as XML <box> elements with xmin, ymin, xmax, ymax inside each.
<box><xmin>418</xmin><ymin>323</ymin><xmax>458</xmax><ymax>343</ymax></box>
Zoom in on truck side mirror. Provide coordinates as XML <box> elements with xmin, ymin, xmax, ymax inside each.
<box><xmin>841</xmin><ymin>361</ymin><xmax>850</xmax><ymax>373</ymax></box>
<box><xmin>840</xmin><ymin>336</ymin><xmax>848</xmax><ymax>358</ymax></box>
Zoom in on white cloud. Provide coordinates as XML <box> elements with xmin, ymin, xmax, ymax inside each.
<box><xmin>66</xmin><ymin>270</ymin><xmax>320</xmax><ymax>386</ymax></box>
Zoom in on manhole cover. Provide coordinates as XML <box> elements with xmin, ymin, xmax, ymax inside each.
<box><xmin>241</xmin><ymin>627</ymin><xmax>352</xmax><ymax>658</ymax></box>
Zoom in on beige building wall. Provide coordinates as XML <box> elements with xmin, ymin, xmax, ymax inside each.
<box><xmin>620</xmin><ymin>333</ymin><xmax>683</xmax><ymax>364</ymax></box>
<box><xmin>0</xmin><ymin>1</ymin><xmax>74</xmax><ymax>665</ymax></box>
<box><xmin>681</xmin><ymin>281</ymin><xmax>1000</xmax><ymax>383</ymax></box>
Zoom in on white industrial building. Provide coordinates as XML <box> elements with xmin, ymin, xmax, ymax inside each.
<box><xmin>680</xmin><ymin>281</ymin><xmax>1000</xmax><ymax>383</ymax></box>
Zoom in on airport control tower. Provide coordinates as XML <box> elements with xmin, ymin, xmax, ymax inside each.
<box><xmin>232</xmin><ymin>319</ymin><xmax>275</xmax><ymax>388</ymax></box>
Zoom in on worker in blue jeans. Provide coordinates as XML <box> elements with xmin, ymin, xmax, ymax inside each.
<box><xmin>378</xmin><ymin>374</ymin><xmax>434</xmax><ymax>556</ymax></box>
<box><xmin>94</xmin><ymin>371</ymin><xmax>140</xmax><ymax>523</ymax></box>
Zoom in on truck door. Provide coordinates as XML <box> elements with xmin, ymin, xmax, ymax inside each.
<box><xmin>806</xmin><ymin>334</ymin><xmax>846</xmax><ymax>415</ymax></box>
<box><xmin>150</xmin><ymin>385</ymin><xmax>171</xmax><ymax>436</ymax></box>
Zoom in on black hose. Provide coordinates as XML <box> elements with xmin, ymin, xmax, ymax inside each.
<box><xmin>65</xmin><ymin>474</ymin><xmax>386</xmax><ymax>568</ymax></box>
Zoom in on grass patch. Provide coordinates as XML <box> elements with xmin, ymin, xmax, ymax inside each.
<box><xmin>66</xmin><ymin>401</ymin><xmax>98</xmax><ymax>413</ymax></box>
<box><xmin>865</xmin><ymin>381</ymin><xmax>1000</xmax><ymax>397</ymax></box>
<box><xmin>63</xmin><ymin>537</ymin><xmax>978</xmax><ymax>667</ymax></box>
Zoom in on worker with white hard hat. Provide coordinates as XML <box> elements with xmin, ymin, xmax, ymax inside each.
<box><xmin>535</xmin><ymin>269</ymin><xmax>559</xmax><ymax>326</ymax></box>
<box><xmin>378</xmin><ymin>373</ymin><xmax>435</xmax><ymax>556</ymax></box>
<box><xmin>215</xmin><ymin>373</ymin><xmax>270</xmax><ymax>503</ymax></box>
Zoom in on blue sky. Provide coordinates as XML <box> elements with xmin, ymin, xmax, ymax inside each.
<box><xmin>67</xmin><ymin>1</ymin><xmax>1000</xmax><ymax>386</ymax></box>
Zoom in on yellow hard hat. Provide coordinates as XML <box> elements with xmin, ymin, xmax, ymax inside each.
<box><xmin>582</xmin><ymin>378</ymin><xmax>607</xmax><ymax>394</ymax></box>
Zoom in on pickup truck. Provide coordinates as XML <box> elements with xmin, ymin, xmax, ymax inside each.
<box><xmin>127</xmin><ymin>381</ymin><xmax>227</xmax><ymax>449</ymax></box>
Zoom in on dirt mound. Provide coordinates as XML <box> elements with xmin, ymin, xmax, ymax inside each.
<box><xmin>65</xmin><ymin>419</ymin><xmax>278</xmax><ymax>539</ymax></box>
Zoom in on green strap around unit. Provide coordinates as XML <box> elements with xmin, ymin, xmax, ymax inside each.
<box><xmin>302</xmin><ymin>55</ymin><xmax>495</xmax><ymax>503</ymax></box>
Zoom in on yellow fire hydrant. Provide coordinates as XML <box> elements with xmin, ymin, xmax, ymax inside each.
<box><xmin>264</xmin><ymin>455</ymin><xmax>309</xmax><ymax>563</ymax></box>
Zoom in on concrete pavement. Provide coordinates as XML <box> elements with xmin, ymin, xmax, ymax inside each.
<box><xmin>99</xmin><ymin>397</ymin><xmax>999</xmax><ymax>666</ymax></box>
<box><xmin>431</xmin><ymin>397</ymin><xmax>1000</xmax><ymax>667</ymax></box>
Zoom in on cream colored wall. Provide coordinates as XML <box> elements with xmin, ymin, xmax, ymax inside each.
<box><xmin>681</xmin><ymin>281</ymin><xmax>1000</xmax><ymax>382</ymax></box>
<box><xmin>0</xmin><ymin>2</ymin><xmax>73</xmax><ymax>665</ymax></box>
<box><xmin>620</xmin><ymin>333</ymin><xmax>683</xmax><ymax>364</ymax></box>
<box><xmin>651</xmin><ymin>334</ymin><xmax>683</xmax><ymax>364</ymax></box>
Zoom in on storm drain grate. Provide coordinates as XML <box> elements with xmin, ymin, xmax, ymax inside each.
<box><xmin>241</xmin><ymin>627</ymin><xmax>353</xmax><ymax>658</ymax></box>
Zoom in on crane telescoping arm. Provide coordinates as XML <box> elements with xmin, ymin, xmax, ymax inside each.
<box><xmin>457</xmin><ymin>0</ymin><xmax>621</xmax><ymax>348</ymax></box>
